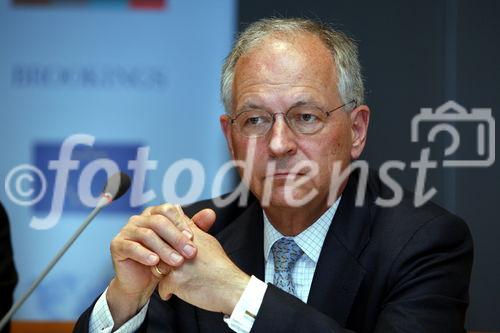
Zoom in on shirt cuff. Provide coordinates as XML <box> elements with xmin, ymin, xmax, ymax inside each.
<box><xmin>223</xmin><ymin>275</ymin><xmax>268</xmax><ymax>333</ymax></box>
<box><xmin>88</xmin><ymin>287</ymin><xmax>149</xmax><ymax>333</ymax></box>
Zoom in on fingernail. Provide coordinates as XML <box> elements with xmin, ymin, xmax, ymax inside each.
<box><xmin>170</xmin><ymin>252</ymin><xmax>183</xmax><ymax>263</ymax></box>
<box><xmin>182</xmin><ymin>230</ymin><xmax>193</xmax><ymax>240</ymax></box>
<box><xmin>148</xmin><ymin>254</ymin><xmax>158</xmax><ymax>264</ymax></box>
<box><xmin>183</xmin><ymin>244</ymin><xmax>195</xmax><ymax>257</ymax></box>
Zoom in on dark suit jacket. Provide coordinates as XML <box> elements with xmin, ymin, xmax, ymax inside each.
<box><xmin>0</xmin><ymin>202</ymin><xmax>18</xmax><ymax>333</ymax></box>
<box><xmin>74</xmin><ymin>171</ymin><xmax>473</xmax><ymax>332</ymax></box>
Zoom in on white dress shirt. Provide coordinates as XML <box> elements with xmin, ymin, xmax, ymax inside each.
<box><xmin>89</xmin><ymin>198</ymin><xmax>340</xmax><ymax>333</ymax></box>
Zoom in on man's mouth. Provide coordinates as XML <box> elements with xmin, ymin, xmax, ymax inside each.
<box><xmin>266</xmin><ymin>172</ymin><xmax>307</xmax><ymax>179</ymax></box>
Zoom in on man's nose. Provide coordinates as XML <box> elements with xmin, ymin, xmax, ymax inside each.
<box><xmin>268</xmin><ymin>114</ymin><xmax>297</xmax><ymax>157</ymax></box>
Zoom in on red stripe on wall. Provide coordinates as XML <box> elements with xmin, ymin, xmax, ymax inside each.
<box><xmin>129</xmin><ymin>0</ymin><xmax>165</xmax><ymax>9</ymax></box>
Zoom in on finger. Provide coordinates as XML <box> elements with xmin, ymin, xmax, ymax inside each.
<box><xmin>140</xmin><ymin>206</ymin><xmax>155</xmax><ymax>216</ymax></box>
<box><xmin>157</xmin><ymin>276</ymin><xmax>175</xmax><ymax>301</ymax></box>
<box><xmin>150</xmin><ymin>260</ymin><xmax>172</xmax><ymax>279</ymax></box>
<box><xmin>135</xmin><ymin>214</ymin><xmax>197</xmax><ymax>259</ymax></box>
<box><xmin>122</xmin><ymin>225</ymin><xmax>185</xmax><ymax>266</ymax></box>
<box><xmin>150</xmin><ymin>204</ymin><xmax>194</xmax><ymax>239</ymax></box>
<box><xmin>111</xmin><ymin>238</ymin><xmax>159</xmax><ymax>266</ymax></box>
<box><xmin>159</xmin><ymin>292</ymin><xmax>173</xmax><ymax>301</ymax></box>
<box><xmin>191</xmin><ymin>209</ymin><xmax>216</xmax><ymax>233</ymax></box>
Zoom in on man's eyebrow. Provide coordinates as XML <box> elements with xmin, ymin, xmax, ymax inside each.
<box><xmin>236</xmin><ymin>99</ymin><xmax>321</xmax><ymax>114</ymax></box>
<box><xmin>290</xmin><ymin>100</ymin><xmax>312</xmax><ymax>108</ymax></box>
<box><xmin>236</xmin><ymin>102</ymin><xmax>265</xmax><ymax>113</ymax></box>
<box><xmin>288</xmin><ymin>99</ymin><xmax>322</xmax><ymax>109</ymax></box>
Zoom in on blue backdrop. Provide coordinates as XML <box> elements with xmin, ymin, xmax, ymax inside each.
<box><xmin>0</xmin><ymin>0</ymin><xmax>236</xmax><ymax>320</ymax></box>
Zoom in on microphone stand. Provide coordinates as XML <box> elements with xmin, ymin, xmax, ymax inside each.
<box><xmin>0</xmin><ymin>195</ymin><xmax>112</xmax><ymax>331</ymax></box>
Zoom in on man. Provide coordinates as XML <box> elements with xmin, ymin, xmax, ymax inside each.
<box><xmin>75</xmin><ymin>18</ymin><xmax>473</xmax><ymax>332</ymax></box>
<box><xmin>0</xmin><ymin>202</ymin><xmax>18</xmax><ymax>333</ymax></box>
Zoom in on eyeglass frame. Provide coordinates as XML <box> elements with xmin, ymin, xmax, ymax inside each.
<box><xmin>228</xmin><ymin>99</ymin><xmax>357</xmax><ymax>137</ymax></box>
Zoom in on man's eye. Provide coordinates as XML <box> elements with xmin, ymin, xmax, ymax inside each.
<box><xmin>248</xmin><ymin>117</ymin><xmax>263</xmax><ymax>125</ymax></box>
<box><xmin>298</xmin><ymin>113</ymin><xmax>319</xmax><ymax>123</ymax></box>
<box><xmin>244</xmin><ymin>116</ymin><xmax>267</xmax><ymax>126</ymax></box>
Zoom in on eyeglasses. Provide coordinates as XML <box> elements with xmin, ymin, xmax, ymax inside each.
<box><xmin>229</xmin><ymin>100</ymin><xmax>356</xmax><ymax>137</ymax></box>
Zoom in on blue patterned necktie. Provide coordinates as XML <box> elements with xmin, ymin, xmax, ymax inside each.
<box><xmin>271</xmin><ymin>237</ymin><xmax>304</xmax><ymax>295</ymax></box>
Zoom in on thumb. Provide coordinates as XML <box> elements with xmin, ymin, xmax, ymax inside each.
<box><xmin>191</xmin><ymin>208</ymin><xmax>216</xmax><ymax>232</ymax></box>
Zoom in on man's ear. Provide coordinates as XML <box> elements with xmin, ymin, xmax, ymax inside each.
<box><xmin>220</xmin><ymin>114</ymin><xmax>235</xmax><ymax>158</ymax></box>
<box><xmin>350</xmin><ymin>104</ymin><xmax>370</xmax><ymax>160</ymax></box>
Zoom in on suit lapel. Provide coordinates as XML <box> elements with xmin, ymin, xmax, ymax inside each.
<box><xmin>307</xmin><ymin>171</ymin><xmax>375</xmax><ymax>326</ymax></box>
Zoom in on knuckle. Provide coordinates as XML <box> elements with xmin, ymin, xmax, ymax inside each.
<box><xmin>128</xmin><ymin>215</ymin><xmax>141</xmax><ymax>224</ymax></box>
<box><xmin>110</xmin><ymin>232</ymin><xmax>126</xmax><ymax>251</ymax></box>
<box><xmin>162</xmin><ymin>203</ymin><xmax>181</xmax><ymax>218</ymax></box>
<box><xmin>125</xmin><ymin>225</ymin><xmax>139</xmax><ymax>238</ymax></box>
<box><xmin>141</xmin><ymin>206</ymin><xmax>154</xmax><ymax>215</ymax></box>
<box><xmin>159</xmin><ymin>203</ymin><xmax>174</xmax><ymax>215</ymax></box>
<box><xmin>141</xmin><ymin>228</ymin><xmax>155</xmax><ymax>240</ymax></box>
<box><xmin>143</xmin><ymin>215</ymin><xmax>160</xmax><ymax>231</ymax></box>
<box><xmin>170</xmin><ymin>218</ymin><xmax>181</xmax><ymax>228</ymax></box>
<box><xmin>110</xmin><ymin>239</ymin><xmax>118</xmax><ymax>253</ymax></box>
<box><xmin>173</xmin><ymin>233</ymin><xmax>185</xmax><ymax>248</ymax></box>
<box><xmin>150</xmin><ymin>214</ymin><xmax>166</xmax><ymax>226</ymax></box>
<box><xmin>163</xmin><ymin>203</ymin><xmax>176</xmax><ymax>211</ymax></box>
<box><xmin>130</xmin><ymin>242</ymin><xmax>142</xmax><ymax>255</ymax></box>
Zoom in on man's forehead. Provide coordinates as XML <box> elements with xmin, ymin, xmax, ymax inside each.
<box><xmin>232</xmin><ymin>33</ymin><xmax>337</xmax><ymax>107</ymax></box>
<box><xmin>236</xmin><ymin>33</ymin><xmax>333</xmax><ymax>70</ymax></box>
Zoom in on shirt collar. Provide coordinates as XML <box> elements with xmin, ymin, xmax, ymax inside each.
<box><xmin>263</xmin><ymin>197</ymin><xmax>341</xmax><ymax>264</ymax></box>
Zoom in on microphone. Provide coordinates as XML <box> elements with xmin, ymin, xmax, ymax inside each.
<box><xmin>101</xmin><ymin>172</ymin><xmax>132</xmax><ymax>205</ymax></box>
<box><xmin>0</xmin><ymin>172</ymin><xmax>131</xmax><ymax>331</ymax></box>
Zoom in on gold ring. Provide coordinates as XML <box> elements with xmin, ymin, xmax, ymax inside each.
<box><xmin>154</xmin><ymin>265</ymin><xmax>166</xmax><ymax>276</ymax></box>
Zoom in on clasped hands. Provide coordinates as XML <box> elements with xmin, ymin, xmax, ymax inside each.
<box><xmin>107</xmin><ymin>204</ymin><xmax>250</xmax><ymax>327</ymax></box>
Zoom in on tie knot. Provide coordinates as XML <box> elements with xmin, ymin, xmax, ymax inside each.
<box><xmin>271</xmin><ymin>237</ymin><xmax>303</xmax><ymax>273</ymax></box>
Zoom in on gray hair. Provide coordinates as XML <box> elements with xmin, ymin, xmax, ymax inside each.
<box><xmin>220</xmin><ymin>18</ymin><xmax>364</xmax><ymax>113</ymax></box>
